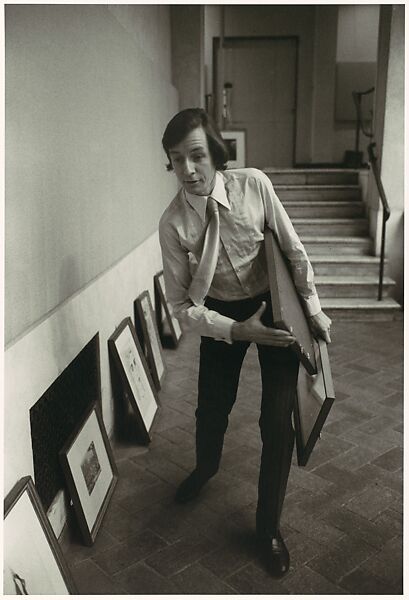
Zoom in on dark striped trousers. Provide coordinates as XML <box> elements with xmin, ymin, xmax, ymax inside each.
<box><xmin>195</xmin><ymin>291</ymin><xmax>299</xmax><ymax>537</ymax></box>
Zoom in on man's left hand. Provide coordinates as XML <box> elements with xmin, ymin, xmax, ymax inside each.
<box><xmin>308</xmin><ymin>311</ymin><xmax>332</xmax><ymax>343</ymax></box>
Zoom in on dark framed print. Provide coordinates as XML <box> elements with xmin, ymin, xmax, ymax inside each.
<box><xmin>59</xmin><ymin>404</ymin><xmax>118</xmax><ymax>545</ymax></box>
<box><xmin>220</xmin><ymin>130</ymin><xmax>246</xmax><ymax>168</ymax></box>
<box><xmin>4</xmin><ymin>476</ymin><xmax>77</xmax><ymax>594</ymax></box>
<box><xmin>108</xmin><ymin>317</ymin><xmax>159</xmax><ymax>443</ymax></box>
<box><xmin>264</xmin><ymin>228</ymin><xmax>317</xmax><ymax>375</ymax></box>
<box><xmin>294</xmin><ymin>339</ymin><xmax>336</xmax><ymax>466</ymax></box>
<box><xmin>134</xmin><ymin>291</ymin><xmax>166</xmax><ymax>390</ymax></box>
<box><xmin>154</xmin><ymin>270</ymin><xmax>183</xmax><ymax>348</ymax></box>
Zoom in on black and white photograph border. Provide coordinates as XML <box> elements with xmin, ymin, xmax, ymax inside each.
<box><xmin>3</xmin><ymin>1</ymin><xmax>404</xmax><ymax>597</ymax></box>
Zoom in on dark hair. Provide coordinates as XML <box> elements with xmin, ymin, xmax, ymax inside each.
<box><xmin>162</xmin><ymin>108</ymin><xmax>229</xmax><ymax>171</ymax></box>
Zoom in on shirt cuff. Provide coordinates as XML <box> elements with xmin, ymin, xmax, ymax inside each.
<box><xmin>212</xmin><ymin>314</ymin><xmax>236</xmax><ymax>344</ymax></box>
<box><xmin>303</xmin><ymin>294</ymin><xmax>321</xmax><ymax>317</ymax></box>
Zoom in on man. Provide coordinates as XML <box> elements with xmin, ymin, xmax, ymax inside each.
<box><xmin>159</xmin><ymin>108</ymin><xmax>331</xmax><ymax>578</ymax></box>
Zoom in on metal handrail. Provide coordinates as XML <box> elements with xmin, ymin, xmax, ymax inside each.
<box><xmin>367</xmin><ymin>141</ymin><xmax>391</xmax><ymax>301</ymax></box>
<box><xmin>352</xmin><ymin>87</ymin><xmax>375</xmax><ymax>143</ymax></box>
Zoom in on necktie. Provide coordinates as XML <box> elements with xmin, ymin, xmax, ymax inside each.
<box><xmin>189</xmin><ymin>197</ymin><xmax>220</xmax><ymax>305</ymax></box>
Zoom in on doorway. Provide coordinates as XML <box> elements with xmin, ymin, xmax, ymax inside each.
<box><xmin>214</xmin><ymin>37</ymin><xmax>298</xmax><ymax>168</ymax></box>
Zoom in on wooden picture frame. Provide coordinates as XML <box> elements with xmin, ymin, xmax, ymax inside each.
<box><xmin>154</xmin><ymin>270</ymin><xmax>183</xmax><ymax>348</ymax></box>
<box><xmin>220</xmin><ymin>130</ymin><xmax>246</xmax><ymax>168</ymax></box>
<box><xmin>264</xmin><ymin>228</ymin><xmax>317</xmax><ymax>375</ymax></box>
<box><xmin>59</xmin><ymin>404</ymin><xmax>118</xmax><ymax>546</ymax></box>
<box><xmin>108</xmin><ymin>317</ymin><xmax>159</xmax><ymax>443</ymax></box>
<box><xmin>294</xmin><ymin>339</ymin><xmax>336</xmax><ymax>466</ymax></box>
<box><xmin>134</xmin><ymin>290</ymin><xmax>166</xmax><ymax>390</ymax></box>
<box><xmin>4</xmin><ymin>476</ymin><xmax>77</xmax><ymax>594</ymax></box>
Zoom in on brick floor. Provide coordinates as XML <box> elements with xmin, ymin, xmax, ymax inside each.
<box><xmin>64</xmin><ymin>321</ymin><xmax>403</xmax><ymax>594</ymax></box>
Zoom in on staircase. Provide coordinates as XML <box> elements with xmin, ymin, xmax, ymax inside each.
<box><xmin>264</xmin><ymin>168</ymin><xmax>402</xmax><ymax>321</ymax></box>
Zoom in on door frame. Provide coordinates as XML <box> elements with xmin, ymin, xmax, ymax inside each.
<box><xmin>212</xmin><ymin>35</ymin><xmax>299</xmax><ymax>167</ymax></box>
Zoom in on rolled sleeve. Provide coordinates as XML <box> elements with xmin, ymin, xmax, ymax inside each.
<box><xmin>303</xmin><ymin>294</ymin><xmax>322</xmax><ymax>317</ymax></box>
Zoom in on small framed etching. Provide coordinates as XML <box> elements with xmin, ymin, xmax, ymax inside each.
<box><xmin>59</xmin><ymin>404</ymin><xmax>118</xmax><ymax>546</ymax></box>
<box><xmin>108</xmin><ymin>317</ymin><xmax>159</xmax><ymax>443</ymax></box>
<box><xmin>4</xmin><ymin>476</ymin><xmax>77</xmax><ymax>594</ymax></box>
<box><xmin>220</xmin><ymin>130</ymin><xmax>246</xmax><ymax>168</ymax></box>
<box><xmin>134</xmin><ymin>290</ymin><xmax>166</xmax><ymax>390</ymax></box>
<box><xmin>154</xmin><ymin>270</ymin><xmax>183</xmax><ymax>348</ymax></box>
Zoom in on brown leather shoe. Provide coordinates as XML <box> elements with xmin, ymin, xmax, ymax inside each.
<box><xmin>259</xmin><ymin>531</ymin><xmax>290</xmax><ymax>578</ymax></box>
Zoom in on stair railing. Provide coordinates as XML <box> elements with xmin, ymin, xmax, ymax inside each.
<box><xmin>352</xmin><ymin>87</ymin><xmax>375</xmax><ymax>149</ymax></box>
<box><xmin>367</xmin><ymin>141</ymin><xmax>391</xmax><ymax>301</ymax></box>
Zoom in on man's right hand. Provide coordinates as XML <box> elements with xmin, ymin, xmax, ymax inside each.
<box><xmin>231</xmin><ymin>301</ymin><xmax>296</xmax><ymax>347</ymax></box>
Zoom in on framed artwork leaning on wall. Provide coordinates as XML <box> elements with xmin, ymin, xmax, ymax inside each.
<box><xmin>108</xmin><ymin>317</ymin><xmax>159</xmax><ymax>444</ymax></box>
<box><xmin>4</xmin><ymin>475</ymin><xmax>77</xmax><ymax>594</ymax></box>
<box><xmin>154</xmin><ymin>270</ymin><xmax>183</xmax><ymax>348</ymax></box>
<box><xmin>134</xmin><ymin>290</ymin><xmax>166</xmax><ymax>390</ymax></box>
<box><xmin>59</xmin><ymin>403</ymin><xmax>118</xmax><ymax>546</ymax></box>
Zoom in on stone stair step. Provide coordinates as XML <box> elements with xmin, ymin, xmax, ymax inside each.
<box><xmin>315</xmin><ymin>275</ymin><xmax>395</xmax><ymax>298</ymax></box>
<box><xmin>263</xmin><ymin>168</ymin><xmax>360</xmax><ymax>186</ymax></box>
<box><xmin>293</xmin><ymin>218</ymin><xmax>368</xmax><ymax>237</ymax></box>
<box><xmin>263</xmin><ymin>168</ymin><xmax>400</xmax><ymax>321</ymax></box>
<box><xmin>320</xmin><ymin>298</ymin><xmax>403</xmax><ymax>321</ymax></box>
<box><xmin>275</xmin><ymin>185</ymin><xmax>361</xmax><ymax>202</ymax></box>
<box><xmin>301</xmin><ymin>236</ymin><xmax>373</xmax><ymax>255</ymax></box>
<box><xmin>309</xmin><ymin>255</ymin><xmax>383</xmax><ymax>277</ymax></box>
<box><xmin>284</xmin><ymin>201</ymin><xmax>365</xmax><ymax>219</ymax></box>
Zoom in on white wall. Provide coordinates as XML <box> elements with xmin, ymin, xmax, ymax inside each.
<box><xmin>5</xmin><ymin>232</ymin><xmax>164</xmax><ymax>495</ymax></box>
<box><xmin>204</xmin><ymin>4</ymin><xmax>223</xmax><ymax>115</ymax></box>
<box><xmin>171</xmin><ymin>5</ymin><xmax>205</xmax><ymax>110</ymax></box>
<box><xmin>222</xmin><ymin>5</ymin><xmax>316</xmax><ymax>165</ymax></box>
<box><xmin>5</xmin><ymin>5</ymin><xmax>179</xmax><ymax>496</ymax></box>
<box><xmin>333</xmin><ymin>5</ymin><xmax>380</xmax><ymax>162</ymax></box>
<box><xmin>311</xmin><ymin>6</ymin><xmax>338</xmax><ymax>162</ymax></box>
<box><xmin>378</xmin><ymin>5</ymin><xmax>404</xmax><ymax>303</ymax></box>
<box><xmin>336</xmin><ymin>5</ymin><xmax>380</xmax><ymax>62</ymax></box>
<box><xmin>6</xmin><ymin>5</ymin><xmax>177</xmax><ymax>345</ymax></box>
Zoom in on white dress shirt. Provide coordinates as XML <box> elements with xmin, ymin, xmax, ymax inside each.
<box><xmin>159</xmin><ymin>168</ymin><xmax>321</xmax><ymax>343</ymax></box>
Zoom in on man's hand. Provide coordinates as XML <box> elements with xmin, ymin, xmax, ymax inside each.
<box><xmin>308</xmin><ymin>310</ymin><xmax>332</xmax><ymax>343</ymax></box>
<box><xmin>231</xmin><ymin>301</ymin><xmax>296</xmax><ymax>346</ymax></box>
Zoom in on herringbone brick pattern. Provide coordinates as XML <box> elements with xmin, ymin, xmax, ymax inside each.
<box><xmin>65</xmin><ymin>321</ymin><xmax>403</xmax><ymax>594</ymax></box>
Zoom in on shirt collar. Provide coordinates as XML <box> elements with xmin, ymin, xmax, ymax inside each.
<box><xmin>183</xmin><ymin>171</ymin><xmax>231</xmax><ymax>222</ymax></box>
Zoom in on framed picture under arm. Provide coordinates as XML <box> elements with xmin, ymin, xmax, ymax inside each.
<box><xmin>59</xmin><ymin>403</ymin><xmax>118</xmax><ymax>546</ymax></box>
<box><xmin>154</xmin><ymin>270</ymin><xmax>183</xmax><ymax>348</ymax></box>
<box><xmin>4</xmin><ymin>476</ymin><xmax>77</xmax><ymax>594</ymax></box>
<box><xmin>294</xmin><ymin>339</ymin><xmax>335</xmax><ymax>466</ymax></box>
<box><xmin>108</xmin><ymin>317</ymin><xmax>159</xmax><ymax>444</ymax></box>
<box><xmin>134</xmin><ymin>290</ymin><xmax>166</xmax><ymax>390</ymax></box>
<box><xmin>264</xmin><ymin>228</ymin><xmax>317</xmax><ymax>375</ymax></box>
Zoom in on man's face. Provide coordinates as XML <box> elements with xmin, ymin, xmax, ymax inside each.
<box><xmin>168</xmin><ymin>126</ymin><xmax>216</xmax><ymax>196</ymax></box>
